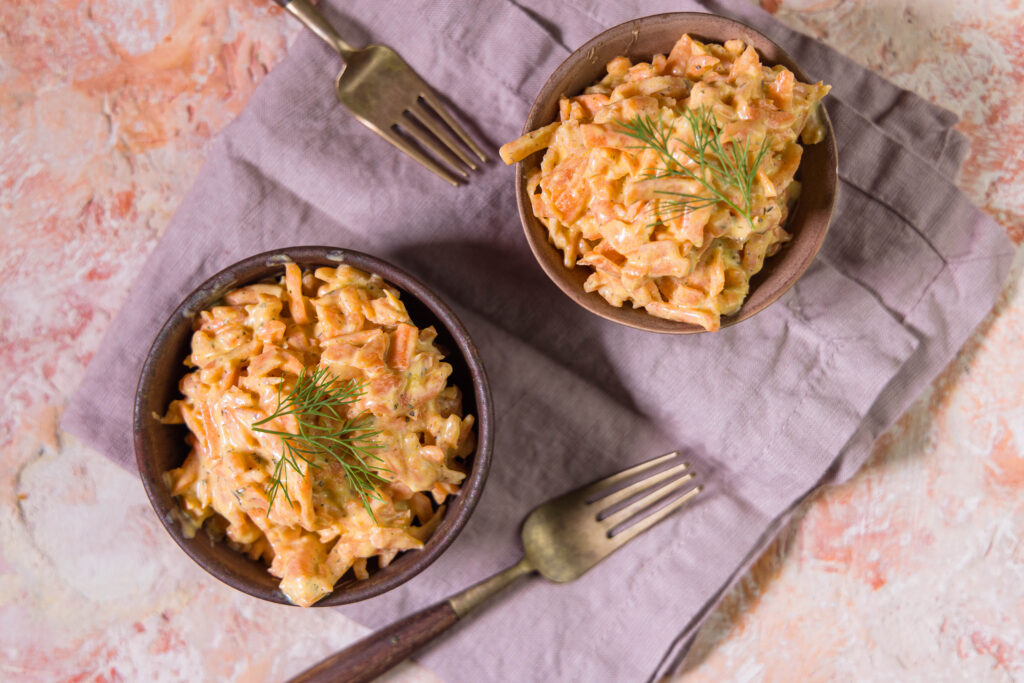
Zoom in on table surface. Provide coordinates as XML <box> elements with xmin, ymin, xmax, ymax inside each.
<box><xmin>2</xmin><ymin>0</ymin><xmax>1021</xmax><ymax>680</ymax></box>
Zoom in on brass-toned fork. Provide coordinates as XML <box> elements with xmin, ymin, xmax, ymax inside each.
<box><xmin>275</xmin><ymin>0</ymin><xmax>488</xmax><ymax>185</ymax></box>
<box><xmin>290</xmin><ymin>451</ymin><xmax>703</xmax><ymax>683</ymax></box>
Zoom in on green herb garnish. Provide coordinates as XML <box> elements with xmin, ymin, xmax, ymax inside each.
<box><xmin>616</xmin><ymin>105</ymin><xmax>771</xmax><ymax>228</ymax></box>
<box><xmin>252</xmin><ymin>367</ymin><xmax>389</xmax><ymax>521</ymax></box>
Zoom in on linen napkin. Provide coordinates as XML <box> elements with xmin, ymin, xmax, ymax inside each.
<box><xmin>62</xmin><ymin>0</ymin><xmax>1014</xmax><ymax>680</ymax></box>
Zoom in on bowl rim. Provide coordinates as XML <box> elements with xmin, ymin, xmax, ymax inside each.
<box><xmin>133</xmin><ymin>245</ymin><xmax>494</xmax><ymax>606</ymax></box>
<box><xmin>515</xmin><ymin>11</ymin><xmax>838</xmax><ymax>334</ymax></box>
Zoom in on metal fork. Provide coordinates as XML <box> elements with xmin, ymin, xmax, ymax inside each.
<box><xmin>290</xmin><ymin>451</ymin><xmax>702</xmax><ymax>683</ymax></box>
<box><xmin>275</xmin><ymin>0</ymin><xmax>488</xmax><ymax>185</ymax></box>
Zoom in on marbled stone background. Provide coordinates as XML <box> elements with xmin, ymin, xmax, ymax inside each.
<box><xmin>1</xmin><ymin>0</ymin><xmax>1021</xmax><ymax>680</ymax></box>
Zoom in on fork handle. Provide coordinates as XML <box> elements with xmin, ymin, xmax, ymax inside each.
<box><xmin>274</xmin><ymin>0</ymin><xmax>356</xmax><ymax>60</ymax></box>
<box><xmin>290</xmin><ymin>601</ymin><xmax>457</xmax><ymax>683</ymax></box>
<box><xmin>288</xmin><ymin>558</ymin><xmax>534</xmax><ymax>683</ymax></box>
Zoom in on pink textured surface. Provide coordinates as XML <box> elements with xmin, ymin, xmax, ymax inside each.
<box><xmin>1</xmin><ymin>0</ymin><xmax>1021</xmax><ymax>680</ymax></box>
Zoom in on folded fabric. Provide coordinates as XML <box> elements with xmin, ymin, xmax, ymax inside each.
<box><xmin>61</xmin><ymin>0</ymin><xmax>1014</xmax><ymax>680</ymax></box>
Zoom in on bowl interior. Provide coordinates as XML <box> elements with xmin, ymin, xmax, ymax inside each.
<box><xmin>516</xmin><ymin>12</ymin><xmax>838</xmax><ymax>334</ymax></box>
<box><xmin>134</xmin><ymin>246</ymin><xmax>492</xmax><ymax>606</ymax></box>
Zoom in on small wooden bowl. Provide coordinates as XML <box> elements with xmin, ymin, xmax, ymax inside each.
<box><xmin>134</xmin><ymin>246</ymin><xmax>493</xmax><ymax>606</ymax></box>
<box><xmin>515</xmin><ymin>12</ymin><xmax>838</xmax><ymax>333</ymax></box>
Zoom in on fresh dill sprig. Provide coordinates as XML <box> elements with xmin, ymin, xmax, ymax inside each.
<box><xmin>251</xmin><ymin>367</ymin><xmax>390</xmax><ymax>522</ymax></box>
<box><xmin>616</xmin><ymin>106</ymin><xmax>771</xmax><ymax>228</ymax></box>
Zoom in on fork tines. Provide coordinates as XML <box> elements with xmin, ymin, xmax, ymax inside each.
<box><xmin>385</xmin><ymin>90</ymin><xmax>488</xmax><ymax>186</ymax></box>
<box><xmin>586</xmin><ymin>451</ymin><xmax>702</xmax><ymax>549</ymax></box>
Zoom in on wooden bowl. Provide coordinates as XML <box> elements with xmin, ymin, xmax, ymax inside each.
<box><xmin>515</xmin><ymin>12</ymin><xmax>838</xmax><ymax>333</ymax></box>
<box><xmin>134</xmin><ymin>246</ymin><xmax>494</xmax><ymax>606</ymax></box>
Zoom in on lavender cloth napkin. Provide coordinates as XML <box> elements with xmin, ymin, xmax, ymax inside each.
<box><xmin>62</xmin><ymin>0</ymin><xmax>1014</xmax><ymax>680</ymax></box>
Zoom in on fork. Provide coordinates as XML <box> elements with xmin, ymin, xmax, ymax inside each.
<box><xmin>275</xmin><ymin>0</ymin><xmax>488</xmax><ymax>185</ymax></box>
<box><xmin>289</xmin><ymin>451</ymin><xmax>702</xmax><ymax>683</ymax></box>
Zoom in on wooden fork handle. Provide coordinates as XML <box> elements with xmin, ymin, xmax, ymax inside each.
<box><xmin>290</xmin><ymin>600</ymin><xmax>458</xmax><ymax>683</ymax></box>
<box><xmin>288</xmin><ymin>558</ymin><xmax>534</xmax><ymax>683</ymax></box>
